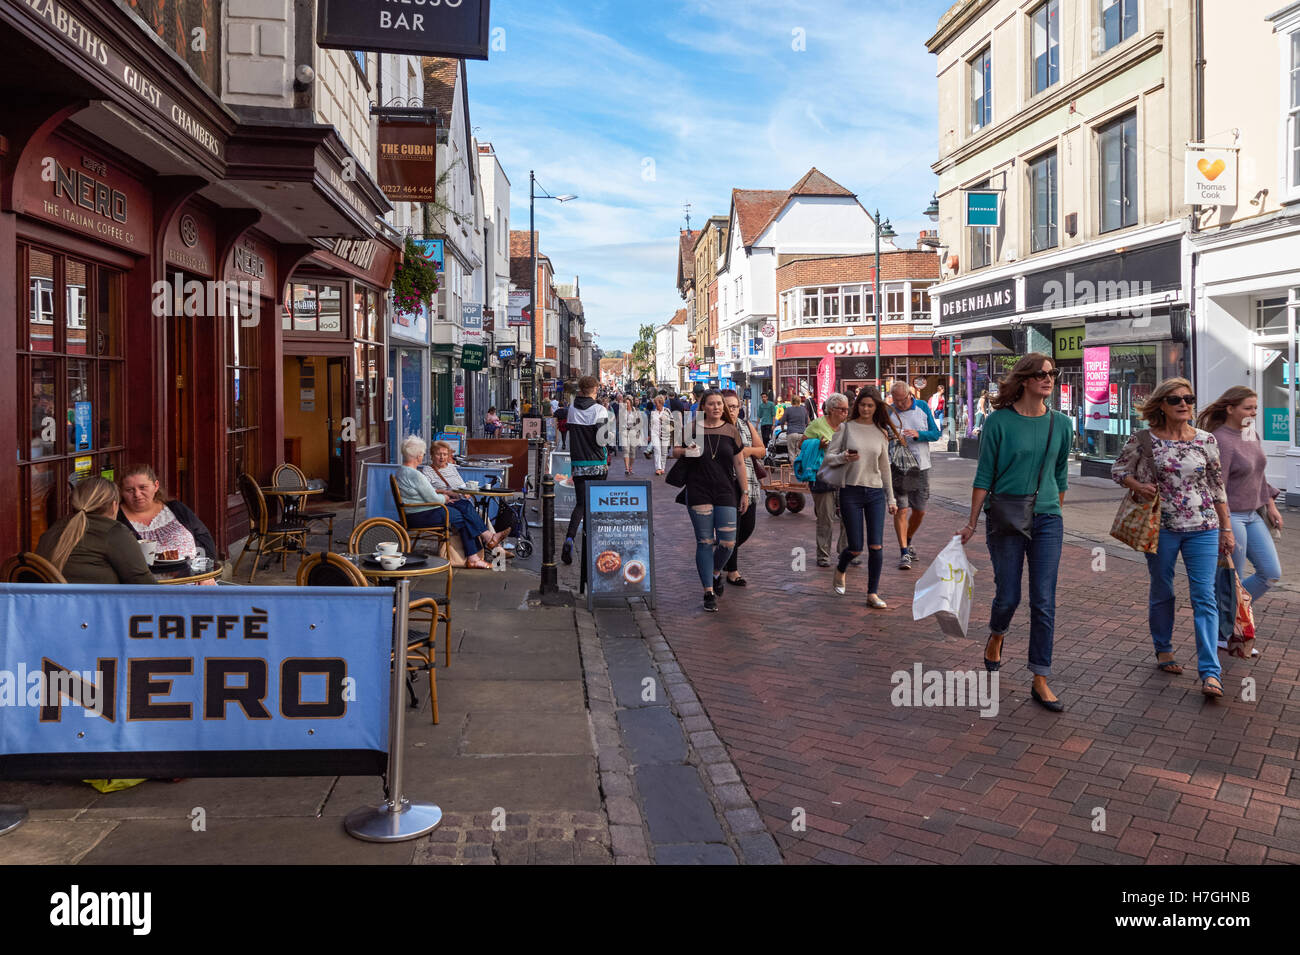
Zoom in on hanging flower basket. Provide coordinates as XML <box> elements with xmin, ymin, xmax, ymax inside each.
<box><xmin>392</xmin><ymin>237</ymin><xmax>440</xmax><ymax>317</ymax></box>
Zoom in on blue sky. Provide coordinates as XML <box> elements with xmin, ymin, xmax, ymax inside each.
<box><xmin>468</xmin><ymin>0</ymin><xmax>957</xmax><ymax>353</ymax></box>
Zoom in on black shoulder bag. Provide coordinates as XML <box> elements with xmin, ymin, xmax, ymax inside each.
<box><xmin>985</xmin><ymin>412</ymin><xmax>1055</xmax><ymax>540</ymax></box>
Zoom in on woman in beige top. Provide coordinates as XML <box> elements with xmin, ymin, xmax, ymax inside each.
<box><xmin>823</xmin><ymin>386</ymin><xmax>899</xmax><ymax>607</ymax></box>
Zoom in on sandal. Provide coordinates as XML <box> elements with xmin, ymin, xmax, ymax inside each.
<box><xmin>1155</xmin><ymin>655</ymin><xmax>1183</xmax><ymax>674</ymax></box>
<box><xmin>1202</xmin><ymin>676</ymin><xmax>1223</xmax><ymax>698</ymax></box>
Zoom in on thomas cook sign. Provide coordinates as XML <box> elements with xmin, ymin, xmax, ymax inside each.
<box><xmin>317</xmin><ymin>0</ymin><xmax>492</xmax><ymax>60</ymax></box>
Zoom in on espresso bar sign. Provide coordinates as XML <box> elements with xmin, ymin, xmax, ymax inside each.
<box><xmin>377</xmin><ymin>121</ymin><xmax>438</xmax><ymax>202</ymax></box>
<box><xmin>317</xmin><ymin>0</ymin><xmax>492</xmax><ymax>60</ymax></box>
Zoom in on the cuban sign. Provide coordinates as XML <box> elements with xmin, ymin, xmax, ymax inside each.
<box><xmin>317</xmin><ymin>0</ymin><xmax>492</xmax><ymax>60</ymax></box>
<box><xmin>377</xmin><ymin>121</ymin><xmax>438</xmax><ymax>202</ymax></box>
<box><xmin>964</xmin><ymin>190</ymin><xmax>1001</xmax><ymax>228</ymax></box>
<box><xmin>1184</xmin><ymin>147</ymin><xmax>1238</xmax><ymax>207</ymax></box>
<box><xmin>0</xmin><ymin>584</ymin><xmax>394</xmax><ymax>779</ymax></box>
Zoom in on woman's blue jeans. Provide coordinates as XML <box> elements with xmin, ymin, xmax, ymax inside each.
<box><xmin>688</xmin><ymin>504</ymin><xmax>738</xmax><ymax>590</ymax></box>
<box><xmin>837</xmin><ymin>485</ymin><xmax>885</xmax><ymax>592</ymax></box>
<box><xmin>1145</xmin><ymin>527</ymin><xmax>1221</xmax><ymax>681</ymax></box>
<box><xmin>410</xmin><ymin>499</ymin><xmax>488</xmax><ymax>557</ymax></box>
<box><xmin>1229</xmin><ymin>509</ymin><xmax>1282</xmax><ymax>601</ymax></box>
<box><xmin>985</xmin><ymin>514</ymin><xmax>1063</xmax><ymax>677</ymax></box>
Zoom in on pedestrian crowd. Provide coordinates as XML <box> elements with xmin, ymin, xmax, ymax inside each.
<box><xmin>557</xmin><ymin>354</ymin><xmax>1284</xmax><ymax>715</ymax></box>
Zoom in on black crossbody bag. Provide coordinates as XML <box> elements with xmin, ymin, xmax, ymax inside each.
<box><xmin>985</xmin><ymin>412</ymin><xmax>1055</xmax><ymax>540</ymax></box>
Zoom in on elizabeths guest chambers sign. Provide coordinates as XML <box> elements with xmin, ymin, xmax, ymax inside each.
<box><xmin>317</xmin><ymin>0</ymin><xmax>492</xmax><ymax>60</ymax></box>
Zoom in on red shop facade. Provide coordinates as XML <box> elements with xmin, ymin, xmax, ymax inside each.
<box><xmin>774</xmin><ymin>337</ymin><xmax>958</xmax><ymax>405</ymax></box>
<box><xmin>0</xmin><ymin>0</ymin><xmax>398</xmax><ymax>557</ymax></box>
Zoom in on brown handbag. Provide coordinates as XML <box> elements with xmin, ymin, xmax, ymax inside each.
<box><xmin>1109</xmin><ymin>430</ymin><xmax>1160</xmax><ymax>553</ymax></box>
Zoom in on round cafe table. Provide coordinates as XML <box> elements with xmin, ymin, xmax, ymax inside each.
<box><xmin>346</xmin><ymin>552</ymin><xmax>451</xmax><ymax>586</ymax></box>
<box><xmin>260</xmin><ymin>485</ymin><xmax>324</xmax><ymax>521</ymax></box>
<box><xmin>156</xmin><ymin>559</ymin><xmax>225</xmax><ymax>585</ymax></box>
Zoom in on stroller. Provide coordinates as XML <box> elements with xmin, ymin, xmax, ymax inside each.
<box><xmin>763</xmin><ymin>424</ymin><xmax>800</xmax><ymax>469</ymax></box>
<box><xmin>487</xmin><ymin>470</ymin><xmax>535</xmax><ymax>560</ymax></box>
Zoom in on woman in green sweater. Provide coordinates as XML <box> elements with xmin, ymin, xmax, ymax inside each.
<box><xmin>959</xmin><ymin>353</ymin><xmax>1073</xmax><ymax>712</ymax></box>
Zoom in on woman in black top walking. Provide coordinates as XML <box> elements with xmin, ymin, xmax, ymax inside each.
<box><xmin>671</xmin><ymin>389</ymin><xmax>749</xmax><ymax>612</ymax></box>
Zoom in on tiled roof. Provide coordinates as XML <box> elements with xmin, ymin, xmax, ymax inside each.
<box><xmin>789</xmin><ymin>167</ymin><xmax>855</xmax><ymax>197</ymax></box>
<box><xmin>731</xmin><ymin>189</ymin><xmax>788</xmax><ymax>247</ymax></box>
<box><xmin>678</xmin><ymin>230</ymin><xmax>701</xmax><ymax>279</ymax></box>
<box><xmin>509</xmin><ymin>230</ymin><xmax>539</xmax><ymax>259</ymax></box>
<box><xmin>670</xmin><ymin>309</ymin><xmax>688</xmax><ymax>326</ymax></box>
<box><xmin>422</xmin><ymin>58</ymin><xmax>459</xmax><ymax>119</ymax></box>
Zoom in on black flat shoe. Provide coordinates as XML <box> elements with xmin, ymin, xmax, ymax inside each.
<box><xmin>703</xmin><ymin>593</ymin><xmax>718</xmax><ymax>613</ymax></box>
<box><xmin>983</xmin><ymin>634</ymin><xmax>1004</xmax><ymax>672</ymax></box>
<box><xmin>1031</xmin><ymin>688</ymin><xmax>1064</xmax><ymax>712</ymax></box>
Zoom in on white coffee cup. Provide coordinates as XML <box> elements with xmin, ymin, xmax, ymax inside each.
<box><xmin>464</xmin><ymin>481</ymin><xmax>479</xmax><ymax>490</ymax></box>
<box><xmin>139</xmin><ymin>540</ymin><xmax>158</xmax><ymax>564</ymax></box>
<box><xmin>376</xmin><ymin>541</ymin><xmax>400</xmax><ymax>556</ymax></box>
<box><xmin>380</xmin><ymin>554</ymin><xmax>406</xmax><ymax>571</ymax></box>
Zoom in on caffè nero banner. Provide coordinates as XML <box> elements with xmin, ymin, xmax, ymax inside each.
<box><xmin>317</xmin><ymin>0</ymin><xmax>492</xmax><ymax>60</ymax></box>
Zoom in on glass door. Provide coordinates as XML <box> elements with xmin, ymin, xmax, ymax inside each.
<box><xmin>1252</xmin><ymin>297</ymin><xmax>1295</xmax><ymax>488</ymax></box>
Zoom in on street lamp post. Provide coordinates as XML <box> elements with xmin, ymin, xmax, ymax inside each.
<box><xmin>873</xmin><ymin>212</ymin><xmax>897</xmax><ymax>386</ymax></box>
<box><xmin>921</xmin><ymin>193</ymin><xmax>956</xmax><ymax>452</ymax></box>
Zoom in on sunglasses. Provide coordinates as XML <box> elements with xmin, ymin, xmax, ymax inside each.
<box><xmin>1028</xmin><ymin>369</ymin><xmax>1062</xmax><ymax>381</ymax></box>
<box><xmin>1163</xmin><ymin>395</ymin><xmax>1196</xmax><ymax>406</ymax></box>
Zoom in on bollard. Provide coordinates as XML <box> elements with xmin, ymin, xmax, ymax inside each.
<box><xmin>533</xmin><ymin>437</ymin><xmax>545</xmax><ymax>501</ymax></box>
<box><xmin>541</xmin><ymin>472</ymin><xmax>557</xmax><ymax>595</ymax></box>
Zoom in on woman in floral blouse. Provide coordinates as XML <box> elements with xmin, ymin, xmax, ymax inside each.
<box><xmin>1112</xmin><ymin>378</ymin><xmax>1233</xmax><ymax>698</ymax></box>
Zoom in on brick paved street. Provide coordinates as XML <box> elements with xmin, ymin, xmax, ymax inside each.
<box><xmin>639</xmin><ymin>450</ymin><xmax>1300</xmax><ymax>865</ymax></box>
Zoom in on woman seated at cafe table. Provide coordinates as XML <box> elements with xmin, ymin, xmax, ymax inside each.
<box><xmin>37</xmin><ymin>476</ymin><xmax>156</xmax><ymax>585</ymax></box>
<box><xmin>420</xmin><ymin>440</ymin><xmax>518</xmax><ymax>538</ymax></box>
<box><xmin>399</xmin><ymin>435</ymin><xmax>506</xmax><ymax>569</ymax></box>
<box><xmin>116</xmin><ymin>463</ymin><xmax>216</xmax><ymax>560</ymax></box>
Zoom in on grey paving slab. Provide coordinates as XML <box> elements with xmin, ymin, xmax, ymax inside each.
<box><xmin>462</xmin><ymin>713</ymin><xmax>593</xmax><ymax>756</ymax></box>
<box><xmin>603</xmin><ymin>637</ymin><xmax>664</xmax><ymax>708</ymax></box>
<box><xmin>635</xmin><ymin>764</ymin><xmax>725</xmax><ymax>845</ymax></box>
<box><xmin>594</xmin><ymin>609</ymin><xmax>640</xmax><ymax>637</ymax></box>
<box><xmin>324</xmin><ymin>755</ymin><xmax>602</xmax><ymax>815</ymax></box>
<box><xmin>463</xmin><ymin>608</ymin><xmax>577</xmax><ymax>633</ymax></box>
<box><xmin>654</xmin><ymin>843</ymin><xmax>738</xmax><ymax>865</ymax></box>
<box><xmin>77</xmin><ymin>817</ymin><xmax>417</xmax><ymax>865</ymax></box>
<box><xmin>0</xmin><ymin>818</ymin><xmax>119</xmax><ymax>864</ymax></box>
<box><xmin>617</xmin><ymin>707</ymin><xmax>688</xmax><ymax>765</ymax></box>
<box><xmin>74</xmin><ymin>775</ymin><xmax>338</xmax><ymax>819</ymax></box>
<box><xmin>0</xmin><ymin>779</ymin><xmax>100</xmax><ymax>813</ymax></box>
<box><xmin>440</xmin><ymin>650</ymin><xmax>581</xmax><ymax>681</ymax></box>
<box><xmin>459</xmin><ymin>627</ymin><xmax>582</xmax><ymax>656</ymax></box>
<box><xmin>439</xmin><ymin>680</ymin><xmax>586</xmax><ymax>713</ymax></box>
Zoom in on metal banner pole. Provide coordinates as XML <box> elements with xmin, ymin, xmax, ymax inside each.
<box><xmin>0</xmin><ymin>805</ymin><xmax>28</xmax><ymax>837</ymax></box>
<box><xmin>344</xmin><ymin>580</ymin><xmax>443</xmax><ymax>842</ymax></box>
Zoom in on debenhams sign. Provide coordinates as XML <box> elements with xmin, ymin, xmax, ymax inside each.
<box><xmin>317</xmin><ymin>0</ymin><xmax>492</xmax><ymax>60</ymax></box>
<box><xmin>939</xmin><ymin>280</ymin><xmax>1017</xmax><ymax>323</ymax></box>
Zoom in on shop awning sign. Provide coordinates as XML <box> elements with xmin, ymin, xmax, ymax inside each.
<box><xmin>317</xmin><ymin>0</ymin><xmax>492</xmax><ymax>60</ymax></box>
<box><xmin>1184</xmin><ymin>146</ymin><xmax>1237</xmax><ymax>207</ymax></box>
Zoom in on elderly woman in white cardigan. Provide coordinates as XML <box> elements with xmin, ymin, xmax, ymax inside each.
<box><xmin>398</xmin><ymin>435</ymin><xmax>504</xmax><ymax>569</ymax></box>
<box><xmin>419</xmin><ymin>439</ymin><xmax>518</xmax><ymax>539</ymax></box>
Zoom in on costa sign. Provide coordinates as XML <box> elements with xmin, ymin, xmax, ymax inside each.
<box><xmin>317</xmin><ymin>0</ymin><xmax>492</xmax><ymax>60</ymax></box>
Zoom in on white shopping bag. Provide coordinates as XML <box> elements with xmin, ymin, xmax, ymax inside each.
<box><xmin>912</xmin><ymin>535</ymin><xmax>976</xmax><ymax>639</ymax></box>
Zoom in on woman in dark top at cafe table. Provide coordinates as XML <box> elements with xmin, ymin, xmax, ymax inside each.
<box><xmin>37</xmin><ymin>476</ymin><xmax>156</xmax><ymax>585</ymax></box>
<box><xmin>670</xmin><ymin>389</ymin><xmax>749</xmax><ymax>613</ymax></box>
<box><xmin>116</xmin><ymin>463</ymin><xmax>216</xmax><ymax>559</ymax></box>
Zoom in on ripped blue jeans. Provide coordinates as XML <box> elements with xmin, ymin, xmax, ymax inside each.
<box><xmin>688</xmin><ymin>504</ymin><xmax>738</xmax><ymax>590</ymax></box>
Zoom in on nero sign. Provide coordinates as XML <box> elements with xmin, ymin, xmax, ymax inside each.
<box><xmin>0</xmin><ymin>584</ymin><xmax>393</xmax><ymax>779</ymax></box>
<box><xmin>317</xmin><ymin>0</ymin><xmax>492</xmax><ymax>60</ymax></box>
<box><xmin>585</xmin><ymin>481</ymin><xmax>655</xmax><ymax>611</ymax></box>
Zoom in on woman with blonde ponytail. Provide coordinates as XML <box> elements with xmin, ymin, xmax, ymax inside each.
<box><xmin>36</xmin><ymin>477</ymin><xmax>156</xmax><ymax>584</ymax></box>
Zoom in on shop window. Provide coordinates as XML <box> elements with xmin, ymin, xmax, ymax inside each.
<box><xmin>1099</xmin><ymin>112</ymin><xmax>1137</xmax><ymax>233</ymax></box>
<box><xmin>820</xmin><ymin>287</ymin><xmax>840</xmax><ymax>323</ymax></box>
<box><xmin>911</xmin><ymin>284</ymin><xmax>933</xmax><ymax>321</ymax></box>
<box><xmin>226</xmin><ymin>312</ymin><xmax>259</xmax><ymax>496</ymax></box>
<box><xmin>1029</xmin><ymin>150</ymin><xmax>1058</xmax><ymax>252</ymax></box>
<box><xmin>1031</xmin><ymin>1</ymin><xmax>1060</xmax><ymax>95</ymax></box>
<box><xmin>885</xmin><ymin>285</ymin><xmax>906</xmax><ymax>321</ymax></box>
<box><xmin>970</xmin><ymin>179</ymin><xmax>996</xmax><ymax>269</ymax></box>
<box><xmin>844</xmin><ymin>287</ymin><xmax>863</xmax><ymax>322</ymax></box>
<box><xmin>971</xmin><ymin>46</ymin><xmax>993</xmax><ymax>132</ymax></box>
<box><xmin>1098</xmin><ymin>0</ymin><xmax>1137</xmax><ymax>55</ymax></box>
<box><xmin>802</xmin><ymin>290</ymin><xmax>819</xmax><ymax>324</ymax></box>
<box><xmin>1256</xmin><ymin>297</ymin><xmax>1288</xmax><ymax>334</ymax></box>
<box><xmin>16</xmin><ymin>244</ymin><xmax>125</xmax><ymax>548</ymax></box>
<box><xmin>285</xmin><ymin>282</ymin><xmax>345</xmax><ymax>334</ymax></box>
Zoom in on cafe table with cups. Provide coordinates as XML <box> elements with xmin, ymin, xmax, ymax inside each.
<box><xmin>345</xmin><ymin>538</ymin><xmax>451</xmax><ymax>585</ymax></box>
<box><xmin>139</xmin><ymin>539</ymin><xmax>223</xmax><ymax>585</ymax></box>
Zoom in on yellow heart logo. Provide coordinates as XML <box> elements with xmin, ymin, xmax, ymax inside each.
<box><xmin>1197</xmin><ymin>158</ymin><xmax>1226</xmax><ymax>181</ymax></box>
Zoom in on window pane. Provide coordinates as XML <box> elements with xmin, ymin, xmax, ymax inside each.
<box><xmin>1257</xmin><ymin>298</ymin><xmax>1288</xmax><ymax>333</ymax></box>
<box><xmin>29</xmin><ymin>357</ymin><xmax>57</xmax><ymax>459</ymax></box>
<box><xmin>367</xmin><ymin>290</ymin><xmax>380</xmax><ymax>341</ymax></box>
<box><xmin>67</xmin><ymin>358</ymin><xmax>90</xmax><ymax>451</ymax></box>
<box><xmin>290</xmin><ymin>283</ymin><xmax>318</xmax><ymax>331</ymax></box>
<box><xmin>353</xmin><ymin>288</ymin><xmax>366</xmax><ymax>338</ymax></box>
<box><xmin>1122</xmin><ymin>116</ymin><xmax>1137</xmax><ymax>227</ymax></box>
<box><xmin>29</xmin><ymin>249</ymin><xmax>55</xmax><ymax>352</ymax></box>
<box><xmin>1291</xmin><ymin>32</ymin><xmax>1300</xmax><ymax>107</ymax></box>
<box><xmin>97</xmin><ymin>361</ymin><xmax>121</xmax><ymax>449</ymax></box>
<box><xmin>66</xmin><ymin>260</ymin><xmax>89</xmax><ymax>355</ymax></box>
<box><xmin>368</xmin><ymin>344</ymin><xmax>382</xmax><ymax>446</ymax></box>
<box><xmin>319</xmin><ymin>284</ymin><xmax>342</xmax><ymax>333</ymax></box>
<box><xmin>1031</xmin><ymin>152</ymin><xmax>1058</xmax><ymax>252</ymax></box>
<box><xmin>27</xmin><ymin>461</ymin><xmax>58</xmax><ymax>547</ymax></box>
<box><xmin>97</xmin><ymin>267</ymin><xmax>123</xmax><ymax>357</ymax></box>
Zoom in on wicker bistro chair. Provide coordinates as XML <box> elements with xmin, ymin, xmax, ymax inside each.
<box><xmin>2</xmin><ymin>552</ymin><xmax>67</xmax><ymax>583</ymax></box>
<box><xmin>296</xmin><ymin>552</ymin><xmax>440</xmax><ymax>724</ymax></box>
<box><xmin>389</xmin><ymin>474</ymin><xmax>451</xmax><ymax>555</ymax></box>
<box><xmin>348</xmin><ymin>518</ymin><xmax>454</xmax><ymax>669</ymax></box>
<box><xmin>233</xmin><ymin>473</ymin><xmax>309</xmax><ymax>582</ymax></box>
<box><xmin>272</xmin><ymin>463</ymin><xmax>337</xmax><ymax>552</ymax></box>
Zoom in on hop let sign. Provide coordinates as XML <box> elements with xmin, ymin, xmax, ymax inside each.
<box><xmin>1184</xmin><ymin>147</ymin><xmax>1237</xmax><ymax>206</ymax></box>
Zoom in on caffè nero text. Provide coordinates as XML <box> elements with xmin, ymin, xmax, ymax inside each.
<box><xmin>52</xmin><ymin>159</ymin><xmax>128</xmax><ymax>223</ymax></box>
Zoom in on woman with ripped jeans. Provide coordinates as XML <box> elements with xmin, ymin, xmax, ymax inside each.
<box><xmin>671</xmin><ymin>389</ymin><xmax>750</xmax><ymax>613</ymax></box>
